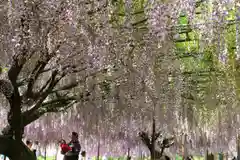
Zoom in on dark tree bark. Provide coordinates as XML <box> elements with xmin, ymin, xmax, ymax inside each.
<box><xmin>0</xmin><ymin>63</ymin><xmax>77</xmax><ymax>160</ymax></box>
<box><xmin>139</xmin><ymin>118</ymin><xmax>174</xmax><ymax>160</ymax></box>
<box><xmin>0</xmin><ymin>136</ymin><xmax>36</xmax><ymax>160</ymax></box>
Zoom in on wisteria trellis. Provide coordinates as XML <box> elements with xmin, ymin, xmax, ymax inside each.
<box><xmin>0</xmin><ymin>0</ymin><xmax>239</xmax><ymax>157</ymax></box>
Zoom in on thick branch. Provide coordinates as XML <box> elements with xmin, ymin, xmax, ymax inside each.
<box><xmin>25</xmin><ymin>56</ymin><xmax>51</xmax><ymax>98</ymax></box>
<box><xmin>51</xmin><ymin>81</ymin><xmax>79</xmax><ymax>93</ymax></box>
<box><xmin>22</xmin><ymin>98</ymin><xmax>77</xmax><ymax>126</ymax></box>
<box><xmin>43</xmin><ymin>100</ymin><xmax>77</xmax><ymax>113</ymax></box>
<box><xmin>16</xmin><ymin>78</ymin><xmax>28</xmax><ymax>87</ymax></box>
<box><xmin>38</xmin><ymin>73</ymin><xmax>57</xmax><ymax>94</ymax></box>
<box><xmin>50</xmin><ymin>67</ymin><xmax>112</xmax><ymax>93</ymax></box>
<box><xmin>154</xmin><ymin>132</ymin><xmax>162</xmax><ymax>140</ymax></box>
<box><xmin>8</xmin><ymin>5</ymin><xmax>36</xmax><ymax>86</ymax></box>
<box><xmin>25</xmin><ymin>70</ymin><xmax>60</xmax><ymax>115</ymax></box>
<box><xmin>42</xmin><ymin>96</ymin><xmax>76</xmax><ymax>106</ymax></box>
<box><xmin>139</xmin><ymin>131</ymin><xmax>152</xmax><ymax>151</ymax></box>
<box><xmin>115</xmin><ymin>10</ymin><xmax>145</xmax><ymax>16</ymax></box>
<box><xmin>21</xmin><ymin>109</ymin><xmax>44</xmax><ymax>127</ymax></box>
<box><xmin>8</xmin><ymin>62</ymin><xmax>24</xmax><ymax>86</ymax></box>
<box><xmin>16</xmin><ymin>65</ymin><xmax>52</xmax><ymax>87</ymax></box>
<box><xmin>21</xmin><ymin>67</ymin><xmax>110</xmax><ymax>126</ymax></box>
<box><xmin>132</xmin><ymin>18</ymin><xmax>147</xmax><ymax>26</ymax></box>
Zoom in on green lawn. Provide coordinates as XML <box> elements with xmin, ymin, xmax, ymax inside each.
<box><xmin>37</xmin><ymin>156</ymin><xmax>55</xmax><ymax>160</ymax></box>
<box><xmin>175</xmin><ymin>155</ymin><xmax>204</xmax><ymax>160</ymax></box>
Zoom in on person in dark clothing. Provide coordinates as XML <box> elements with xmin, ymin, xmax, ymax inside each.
<box><xmin>32</xmin><ymin>149</ymin><xmax>36</xmax><ymax>157</ymax></box>
<box><xmin>26</xmin><ymin>139</ymin><xmax>37</xmax><ymax>158</ymax></box>
<box><xmin>64</xmin><ymin>132</ymin><xmax>81</xmax><ymax>160</ymax></box>
<box><xmin>32</xmin><ymin>141</ymin><xmax>39</xmax><ymax>157</ymax></box>
<box><xmin>26</xmin><ymin>140</ymin><xmax>32</xmax><ymax>149</ymax></box>
<box><xmin>81</xmin><ymin>151</ymin><xmax>86</xmax><ymax>160</ymax></box>
<box><xmin>186</xmin><ymin>156</ymin><xmax>192</xmax><ymax>160</ymax></box>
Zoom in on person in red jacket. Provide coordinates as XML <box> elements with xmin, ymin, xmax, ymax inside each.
<box><xmin>60</xmin><ymin>139</ymin><xmax>71</xmax><ymax>154</ymax></box>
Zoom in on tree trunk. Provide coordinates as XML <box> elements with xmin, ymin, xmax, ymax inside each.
<box><xmin>9</xmin><ymin>94</ymin><xmax>24</xmax><ymax>160</ymax></box>
<box><xmin>2</xmin><ymin>103</ymin><xmax>25</xmax><ymax>160</ymax></box>
<box><xmin>139</xmin><ymin>117</ymin><xmax>173</xmax><ymax>160</ymax></box>
<box><xmin>151</xmin><ymin>150</ymin><xmax>163</xmax><ymax>160</ymax></box>
<box><xmin>151</xmin><ymin>117</ymin><xmax>156</xmax><ymax>160</ymax></box>
<box><xmin>127</xmin><ymin>147</ymin><xmax>131</xmax><ymax>160</ymax></box>
<box><xmin>0</xmin><ymin>136</ymin><xmax>36</xmax><ymax>160</ymax></box>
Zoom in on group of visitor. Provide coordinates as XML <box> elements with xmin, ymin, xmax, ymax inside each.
<box><xmin>23</xmin><ymin>131</ymin><xmax>84</xmax><ymax>160</ymax></box>
<box><xmin>26</xmin><ymin>139</ymin><xmax>40</xmax><ymax>157</ymax></box>
<box><xmin>59</xmin><ymin>131</ymin><xmax>83</xmax><ymax>160</ymax></box>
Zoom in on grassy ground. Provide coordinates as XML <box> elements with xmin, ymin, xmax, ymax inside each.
<box><xmin>175</xmin><ymin>155</ymin><xmax>204</xmax><ymax>160</ymax></box>
<box><xmin>37</xmin><ymin>156</ymin><xmax>55</xmax><ymax>160</ymax></box>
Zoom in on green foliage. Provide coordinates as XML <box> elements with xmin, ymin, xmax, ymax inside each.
<box><xmin>173</xmin><ymin>0</ymin><xmax>229</xmax><ymax>115</ymax></box>
<box><xmin>37</xmin><ymin>156</ymin><xmax>55</xmax><ymax>160</ymax></box>
<box><xmin>110</xmin><ymin>0</ymin><xmax>125</xmax><ymax>26</ymax></box>
<box><xmin>0</xmin><ymin>66</ymin><xmax>8</xmax><ymax>73</ymax></box>
<box><xmin>226</xmin><ymin>9</ymin><xmax>236</xmax><ymax>21</ymax></box>
<box><xmin>178</xmin><ymin>14</ymin><xmax>188</xmax><ymax>25</ymax></box>
<box><xmin>110</xmin><ymin>0</ymin><xmax>147</xmax><ymax>28</ymax></box>
<box><xmin>225</xmin><ymin>24</ymin><xmax>236</xmax><ymax>60</ymax></box>
<box><xmin>132</xmin><ymin>0</ymin><xmax>147</xmax><ymax>22</ymax></box>
<box><xmin>172</xmin><ymin>0</ymin><xmax>240</xmax><ymax>127</ymax></box>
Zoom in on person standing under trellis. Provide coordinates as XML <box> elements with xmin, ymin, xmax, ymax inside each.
<box><xmin>64</xmin><ymin>132</ymin><xmax>81</xmax><ymax>160</ymax></box>
<box><xmin>32</xmin><ymin>141</ymin><xmax>40</xmax><ymax>157</ymax></box>
<box><xmin>80</xmin><ymin>151</ymin><xmax>86</xmax><ymax>160</ymax></box>
<box><xmin>60</xmin><ymin>139</ymin><xmax>72</xmax><ymax>154</ymax></box>
<box><xmin>26</xmin><ymin>140</ymin><xmax>33</xmax><ymax>150</ymax></box>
